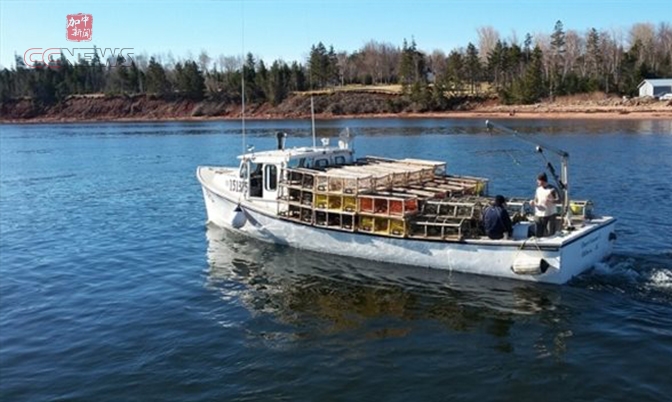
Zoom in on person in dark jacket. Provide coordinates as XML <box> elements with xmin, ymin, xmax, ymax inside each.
<box><xmin>483</xmin><ymin>195</ymin><xmax>513</xmax><ymax>240</ymax></box>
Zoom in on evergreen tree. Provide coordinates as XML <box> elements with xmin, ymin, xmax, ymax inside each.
<box><xmin>398</xmin><ymin>38</ymin><xmax>427</xmax><ymax>93</ymax></box>
<box><xmin>257</xmin><ymin>59</ymin><xmax>268</xmax><ymax>100</ymax></box>
<box><xmin>308</xmin><ymin>42</ymin><xmax>329</xmax><ymax>88</ymax></box>
<box><xmin>266</xmin><ymin>60</ymin><xmax>290</xmax><ymax>105</ymax></box>
<box><xmin>90</xmin><ymin>46</ymin><xmax>105</xmax><ymax>93</ymax></box>
<box><xmin>398</xmin><ymin>39</ymin><xmax>414</xmax><ymax>89</ymax></box>
<box><xmin>0</xmin><ymin>69</ymin><xmax>11</xmax><ymax>102</ymax></box>
<box><xmin>28</xmin><ymin>64</ymin><xmax>57</xmax><ymax>108</ymax></box>
<box><xmin>145</xmin><ymin>57</ymin><xmax>171</xmax><ymax>96</ymax></box>
<box><xmin>112</xmin><ymin>55</ymin><xmax>130</xmax><ymax>94</ymax></box>
<box><xmin>243</xmin><ymin>53</ymin><xmax>260</xmax><ymax>101</ymax></box>
<box><xmin>487</xmin><ymin>40</ymin><xmax>507</xmax><ymax>89</ymax></box>
<box><xmin>174</xmin><ymin>61</ymin><xmax>205</xmax><ymax>100</ymax></box>
<box><xmin>327</xmin><ymin>45</ymin><xmax>339</xmax><ymax>86</ymax></box>
<box><xmin>289</xmin><ymin>61</ymin><xmax>306</xmax><ymax>91</ymax></box>
<box><xmin>521</xmin><ymin>46</ymin><xmax>545</xmax><ymax>103</ymax></box>
<box><xmin>620</xmin><ymin>43</ymin><xmax>644</xmax><ymax>96</ymax></box>
<box><xmin>443</xmin><ymin>50</ymin><xmax>465</xmax><ymax>94</ymax></box>
<box><xmin>523</xmin><ymin>33</ymin><xmax>533</xmax><ymax>62</ymax></box>
<box><xmin>54</xmin><ymin>52</ymin><xmax>72</xmax><ymax>101</ymax></box>
<box><xmin>508</xmin><ymin>43</ymin><xmax>523</xmax><ymax>81</ymax></box>
<box><xmin>585</xmin><ymin>28</ymin><xmax>602</xmax><ymax>90</ymax></box>
<box><xmin>550</xmin><ymin>20</ymin><xmax>566</xmax><ymax>99</ymax></box>
<box><xmin>128</xmin><ymin>61</ymin><xmax>143</xmax><ymax>93</ymax></box>
<box><xmin>465</xmin><ymin>42</ymin><xmax>481</xmax><ymax>94</ymax></box>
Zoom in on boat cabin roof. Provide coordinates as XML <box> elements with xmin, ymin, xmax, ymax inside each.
<box><xmin>237</xmin><ymin>146</ymin><xmax>353</xmax><ymax>164</ymax></box>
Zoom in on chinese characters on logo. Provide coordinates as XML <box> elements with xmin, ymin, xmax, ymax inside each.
<box><xmin>66</xmin><ymin>13</ymin><xmax>93</xmax><ymax>42</ymax></box>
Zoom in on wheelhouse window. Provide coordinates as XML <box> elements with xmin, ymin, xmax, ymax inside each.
<box><xmin>249</xmin><ymin>162</ymin><xmax>261</xmax><ymax>176</ymax></box>
<box><xmin>315</xmin><ymin>158</ymin><xmax>329</xmax><ymax>168</ymax></box>
<box><xmin>249</xmin><ymin>162</ymin><xmax>263</xmax><ymax>197</ymax></box>
<box><xmin>264</xmin><ymin>165</ymin><xmax>278</xmax><ymax>191</ymax></box>
<box><xmin>334</xmin><ymin>156</ymin><xmax>346</xmax><ymax>165</ymax></box>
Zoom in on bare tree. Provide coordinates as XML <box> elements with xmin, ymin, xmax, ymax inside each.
<box><xmin>629</xmin><ymin>22</ymin><xmax>656</xmax><ymax>47</ymax></box>
<box><xmin>379</xmin><ymin>42</ymin><xmax>399</xmax><ymax>84</ymax></box>
<box><xmin>477</xmin><ymin>26</ymin><xmax>500</xmax><ymax>62</ymax></box>
<box><xmin>135</xmin><ymin>52</ymin><xmax>149</xmax><ymax>71</ymax></box>
<box><xmin>429</xmin><ymin>49</ymin><xmax>447</xmax><ymax>79</ymax></box>
<box><xmin>656</xmin><ymin>22</ymin><xmax>672</xmax><ymax>70</ymax></box>
<box><xmin>600</xmin><ymin>29</ymin><xmax>624</xmax><ymax>93</ymax></box>
<box><xmin>629</xmin><ymin>22</ymin><xmax>656</xmax><ymax>69</ymax></box>
<box><xmin>335</xmin><ymin>51</ymin><xmax>349</xmax><ymax>86</ymax></box>
<box><xmin>508</xmin><ymin>29</ymin><xmax>519</xmax><ymax>46</ymax></box>
<box><xmin>361</xmin><ymin>41</ymin><xmax>381</xmax><ymax>84</ymax></box>
<box><xmin>198</xmin><ymin>50</ymin><xmax>211</xmax><ymax>72</ymax></box>
<box><xmin>222</xmin><ymin>56</ymin><xmax>242</xmax><ymax>73</ymax></box>
<box><xmin>564</xmin><ymin>30</ymin><xmax>583</xmax><ymax>78</ymax></box>
<box><xmin>535</xmin><ymin>32</ymin><xmax>552</xmax><ymax>83</ymax></box>
<box><xmin>164</xmin><ymin>51</ymin><xmax>176</xmax><ymax>70</ymax></box>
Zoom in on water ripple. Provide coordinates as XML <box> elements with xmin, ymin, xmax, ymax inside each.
<box><xmin>2</xmin><ymin>119</ymin><xmax>672</xmax><ymax>401</ymax></box>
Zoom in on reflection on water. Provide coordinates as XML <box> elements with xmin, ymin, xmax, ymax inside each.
<box><xmin>205</xmin><ymin>224</ymin><xmax>571</xmax><ymax>351</ymax></box>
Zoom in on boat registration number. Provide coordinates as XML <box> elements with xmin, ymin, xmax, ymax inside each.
<box><xmin>228</xmin><ymin>179</ymin><xmax>247</xmax><ymax>193</ymax></box>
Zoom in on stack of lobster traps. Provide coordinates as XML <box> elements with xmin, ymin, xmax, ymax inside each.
<box><xmin>408</xmin><ymin>197</ymin><xmax>488</xmax><ymax>240</ymax></box>
<box><xmin>277</xmin><ymin>157</ymin><xmax>491</xmax><ymax>239</ymax></box>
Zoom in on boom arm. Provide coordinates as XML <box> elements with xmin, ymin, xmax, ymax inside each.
<box><xmin>485</xmin><ymin>120</ymin><xmax>571</xmax><ymax>226</ymax></box>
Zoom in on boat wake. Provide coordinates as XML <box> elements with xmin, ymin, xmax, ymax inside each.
<box><xmin>574</xmin><ymin>252</ymin><xmax>672</xmax><ymax>304</ymax></box>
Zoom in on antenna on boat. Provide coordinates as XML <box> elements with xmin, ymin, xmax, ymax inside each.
<box><xmin>311</xmin><ymin>96</ymin><xmax>317</xmax><ymax>148</ymax></box>
<box><xmin>241</xmin><ymin>1</ymin><xmax>246</xmax><ymax>155</ymax></box>
<box><xmin>485</xmin><ymin>120</ymin><xmax>571</xmax><ymax>225</ymax></box>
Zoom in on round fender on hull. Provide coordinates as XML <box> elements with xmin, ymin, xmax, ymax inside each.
<box><xmin>230</xmin><ymin>205</ymin><xmax>247</xmax><ymax>229</ymax></box>
<box><xmin>511</xmin><ymin>257</ymin><xmax>550</xmax><ymax>276</ymax></box>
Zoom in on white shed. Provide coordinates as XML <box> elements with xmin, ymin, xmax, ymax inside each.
<box><xmin>638</xmin><ymin>79</ymin><xmax>672</xmax><ymax>98</ymax></box>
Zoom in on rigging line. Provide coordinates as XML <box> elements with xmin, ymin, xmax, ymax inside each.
<box><xmin>505</xmin><ymin>150</ymin><xmax>521</xmax><ymax>165</ymax></box>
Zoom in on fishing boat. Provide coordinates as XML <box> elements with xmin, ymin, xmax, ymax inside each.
<box><xmin>197</xmin><ymin>121</ymin><xmax>616</xmax><ymax>285</ymax></box>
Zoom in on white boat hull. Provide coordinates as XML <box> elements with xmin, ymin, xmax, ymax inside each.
<box><xmin>198</xmin><ymin>167</ymin><xmax>616</xmax><ymax>285</ymax></box>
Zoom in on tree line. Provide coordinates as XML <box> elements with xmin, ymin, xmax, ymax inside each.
<box><xmin>1</xmin><ymin>21</ymin><xmax>671</xmax><ymax>110</ymax></box>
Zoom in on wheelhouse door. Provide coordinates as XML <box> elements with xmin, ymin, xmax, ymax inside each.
<box><xmin>263</xmin><ymin>164</ymin><xmax>279</xmax><ymax>201</ymax></box>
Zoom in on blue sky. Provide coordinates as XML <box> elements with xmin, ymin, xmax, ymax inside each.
<box><xmin>0</xmin><ymin>0</ymin><xmax>669</xmax><ymax>69</ymax></box>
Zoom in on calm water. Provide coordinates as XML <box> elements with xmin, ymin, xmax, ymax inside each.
<box><xmin>1</xmin><ymin>119</ymin><xmax>671</xmax><ymax>401</ymax></box>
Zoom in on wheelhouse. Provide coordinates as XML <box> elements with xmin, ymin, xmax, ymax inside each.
<box><xmin>237</xmin><ymin>146</ymin><xmax>355</xmax><ymax>201</ymax></box>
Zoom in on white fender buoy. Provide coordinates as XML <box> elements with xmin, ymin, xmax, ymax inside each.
<box><xmin>230</xmin><ymin>205</ymin><xmax>247</xmax><ymax>229</ymax></box>
<box><xmin>511</xmin><ymin>257</ymin><xmax>550</xmax><ymax>275</ymax></box>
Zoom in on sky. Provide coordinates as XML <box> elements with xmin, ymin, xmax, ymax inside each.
<box><xmin>0</xmin><ymin>0</ymin><xmax>670</xmax><ymax>69</ymax></box>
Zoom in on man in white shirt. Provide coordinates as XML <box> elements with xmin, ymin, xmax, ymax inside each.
<box><xmin>532</xmin><ymin>172</ymin><xmax>559</xmax><ymax>237</ymax></box>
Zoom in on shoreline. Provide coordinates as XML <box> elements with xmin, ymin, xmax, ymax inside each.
<box><xmin>2</xmin><ymin>91</ymin><xmax>670</xmax><ymax>124</ymax></box>
<box><xmin>2</xmin><ymin>110</ymin><xmax>671</xmax><ymax>125</ymax></box>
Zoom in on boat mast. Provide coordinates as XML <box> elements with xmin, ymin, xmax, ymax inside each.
<box><xmin>485</xmin><ymin>120</ymin><xmax>571</xmax><ymax>224</ymax></box>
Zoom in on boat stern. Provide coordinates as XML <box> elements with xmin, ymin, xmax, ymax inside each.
<box><xmin>556</xmin><ymin>217</ymin><xmax>617</xmax><ymax>283</ymax></box>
